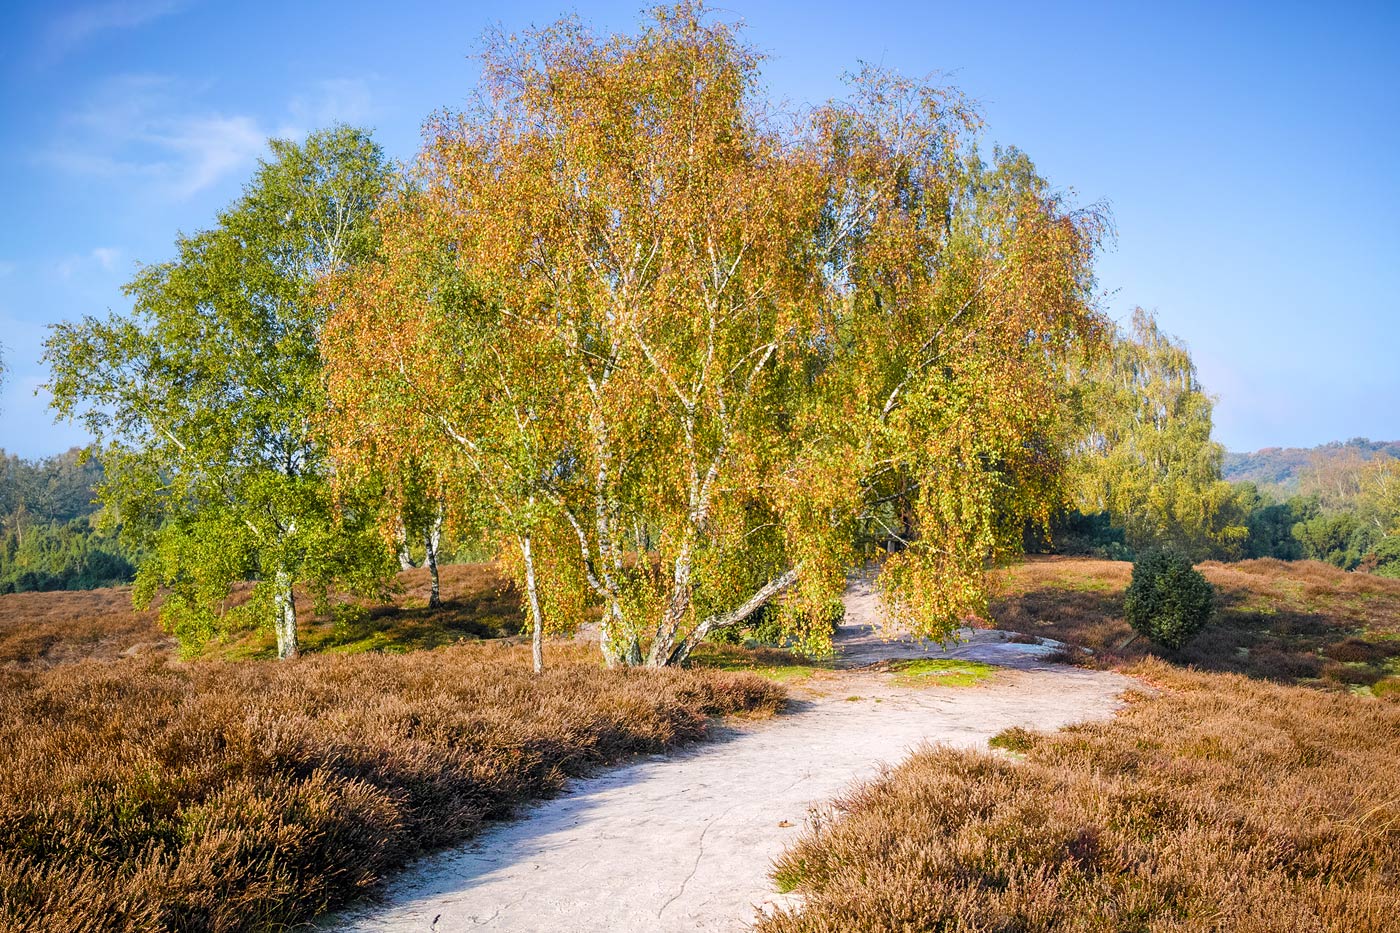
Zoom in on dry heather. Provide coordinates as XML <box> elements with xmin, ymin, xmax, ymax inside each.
<box><xmin>762</xmin><ymin>659</ymin><xmax>1400</xmax><ymax>933</ymax></box>
<box><xmin>0</xmin><ymin>642</ymin><xmax>783</xmax><ymax>932</ymax></box>
<box><xmin>990</xmin><ymin>556</ymin><xmax>1400</xmax><ymax>690</ymax></box>
<box><xmin>0</xmin><ymin>585</ymin><xmax>168</xmax><ymax>667</ymax></box>
<box><xmin>0</xmin><ymin>564</ymin><xmax>523</xmax><ymax>668</ymax></box>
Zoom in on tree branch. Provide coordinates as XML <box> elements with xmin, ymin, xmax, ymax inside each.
<box><xmin>666</xmin><ymin>565</ymin><xmax>801</xmax><ymax>665</ymax></box>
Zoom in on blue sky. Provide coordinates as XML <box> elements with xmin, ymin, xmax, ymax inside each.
<box><xmin>1</xmin><ymin>0</ymin><xmax>1397</xmax><ymax>459</ymax></box>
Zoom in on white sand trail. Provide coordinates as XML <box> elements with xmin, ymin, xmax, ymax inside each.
<box><xmin>329</xmin><ymin>576</ymin><xmax>1129</xmax><ymax>933</ymax></box>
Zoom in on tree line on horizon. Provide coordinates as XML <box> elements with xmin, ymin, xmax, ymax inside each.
<box><xmin>0</xmin><ymin>448</ymin><xmax>140</xmax><ymax>594</ymax></box>
<box><xmin>10</xmin><ymin>4</ymin><xmax>1397</xmax><ymax>661</ymax></box>
<box><xmin>1224</xmin><ymin>437</ymin><xmax>1400</xmax><ymax>490</ymax></box>
<box><xmin>1041</xmin><ymin>314</ymin><xmax>1400</xmax><ymax>573</ymax></box>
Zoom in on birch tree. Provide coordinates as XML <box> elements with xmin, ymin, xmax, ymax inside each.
<box><xmin>803</xmin><ymin>74</ymin><xmax>1109</xmax><ymax>636</ymax></box>
<box><xmin>1068</xmin><ymin>308</ymin><xmax>1246</xmax><ymax>557</ymax></box>
<box><xmin>322</xmin><ymin>185</ymin><xmax>561</xmax><ymax>671</ymax></box>
<box><xmin>325</xmin><ymin>4</ymin><xmax>1107</xmax><ymax>665</ymax></box>
<box><xmin>45</xmin><ymin>126</ymin><xmax>396</xmax><ymax>659</ymax></box>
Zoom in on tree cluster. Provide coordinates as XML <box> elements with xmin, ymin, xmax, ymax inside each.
<box><xmin>321</xmin><ymin>7</ymin><xmax>1106</xmax><ymax>667</ymax></box>
<box><xmin>0</xmin><ymin>448</ymin><xmax>137</xmax><ymax>594</ymax></box>
<box><xmin>1041</xmin><ymin>313</ymin><xmax>1399</xmax><ymax>576</ymax></box>
<box><xmin>37</xmin><ymin>5</ymin><xmax>1394</xmax><ymax>665</ymax></box>
<box><xmin>1062</xmin><ymin>308</ymin><xmax>1245</xmax><ymax>559</ymax></box>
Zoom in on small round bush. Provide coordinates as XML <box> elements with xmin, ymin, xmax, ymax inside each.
<box><xmin>1124</xmin><ymin>547</ymin><xmax>1215</xmax><ymax>649</ymax></box>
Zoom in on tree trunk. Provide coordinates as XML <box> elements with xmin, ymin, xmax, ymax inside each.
<box><xmin>586</xmin><ymin>409</ymin><xmax>642</xmax><ymax>667</ymax></box>
<box><xmin>646</xmin><ymin>535</ymin><xmax>694</xmax><ymax>666</ymax></box>
<box><xmin>599</xmin><ymin>605</ymin><xmax>641</xmax><ymax>668</ymax></box>
<box><xmin>272</xmin><ymin>569</ymin><xmax>299</xmax><ymax>660</ymax></box>
<box><xmin>425</xmin><ymin>503</ymin><xmax>444</xmax><ymax>609</ymax></box>
<box><xmin>520</xmin><ymin>533</ymin><xmax>544</xmax><ymax>673</ymax></box>
<box><xmin>596</xmin><ymin>605</ymin><xmax>624</xmax><ymax>668</ymax></box>
<box><xmin>394</xmin><ymin>518</ymin><xmax>416</xmax><ymax>571</ymax></box>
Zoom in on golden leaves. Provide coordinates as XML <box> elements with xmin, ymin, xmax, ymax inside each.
<box><xmin>323</xmin><ymin>3</ymin><xmax>1108</xmax><ymax>653</ymax></box>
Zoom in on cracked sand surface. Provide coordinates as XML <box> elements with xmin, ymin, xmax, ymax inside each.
<box><xmin>329</xmin><ymin>576</ymin><xmax>1129</xmax><ymax>933</ymax></box>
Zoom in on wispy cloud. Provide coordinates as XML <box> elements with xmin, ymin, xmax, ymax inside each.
<box><xmin>44</xmin><ymin>75</ymin><xmax>285</xmax><ymax>199</ymax></box>
<box><xmin>43</xmin><ymin>74</ymin><xmax>381</xmax><ymax>200</ymax></box>
<box><xmin>50</xmin><ymin>248</ymin><xmax>126</xmax><ymax>283</ymax></box>
<box><xmin>41</xmin><ymin>0</ymin><xmax>184</xmax><ymax>64</ymax></box>
<box><xmin>154</xmin><ymin>113</ymin><xmax>271</xmax><ymax>197</ymax></box>
<box><xmin>91</xmin><ymin>247</ymin><xmax>122</xmax><ymax>271</ymax></box>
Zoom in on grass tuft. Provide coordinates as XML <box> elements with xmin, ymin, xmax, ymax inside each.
<box><xmin>987</xmin><ymin>726</ymin><xmax>1038</xmax><ymax>753</ymax></box>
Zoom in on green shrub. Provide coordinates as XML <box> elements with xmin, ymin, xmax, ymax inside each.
<box><xmin>1025</xmin><ymin>510</ymin><xmax>1133</xmax><ymax>561</ymax></box>
<box><xmin>1124</xmin><ymin>547</ymin><xmax>1215</xmax><ymax>649</ymax></box>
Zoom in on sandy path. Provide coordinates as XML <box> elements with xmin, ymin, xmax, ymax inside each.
<box><xmin>330</xmin><ymin>577</ymin><xmax>1129</xmax><ymax>933</ymax></box>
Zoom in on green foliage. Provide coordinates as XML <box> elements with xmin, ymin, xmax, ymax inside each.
<box><xmin>1060</xmin><ymin>312</ymin><xmax>1386</xmax><ymax>568</ymax></box>
<box><xmin>1124</xmin><ymin>547</ymin><xmax>1215</xmax><ymax>650</ymax></box>
<box><xmin>1139</xmin><ymin>475</ymin><xmax>1393</xmax><ymax>570</ymax></box>
<box><xmin>1270</xmin><ymin>451</ymin><xmax>1400</xmax><ymax>574</ymax></box>
<box><xmin>709</xmin><ymin>598</ymin><xmax>844</xmax><ymax>653</ymax></box>
<box><xmin>1361</xmin><ymin>538</ymin><xmax>1400</xmax><ymax>579</ymax></box>
<box><xmin>0</xmin><ymin>516</ymin><xmax>136</xmax><ymax>595</ymax></box>
<box><xmin>1069</xmin><ymin>309</ymin><xmax>1246</xmax><ymax>559</ymax></box>
<box><xmin>1292</xmin><ymin>510</ymin><xmax>1378</xmax><ymax>569</ymax></box>
<box><xmin>1028</xmin><ymin>510</ymin><xmax>1132</xmax><ymax>560</ymax></box>
<box><xmin>0</xmin><ymin>447</ymin><xmax>105</xmax><ymax>524</ymax></box>
<box><xmin>44</xmin><ymin>126</ymin><xmax>397</xmax><ymax>658</ymax></box>
<box><xmin>1239</xmin><ymin>487</ymin><xmax>1313</xmax><ymax>560</ymax></box>
<box><xmin>0</xmin><ymin>448</ymin><xmax>141</xmax><ymax>593</ymax></box>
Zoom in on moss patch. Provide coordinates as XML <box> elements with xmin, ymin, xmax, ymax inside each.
<box><xmin>891</xmin><ymin>658</ymin><xmax>997</xmax><ymax>687</ymax></box>
<box><xmin>688</xmin><ymin>643</ymin><xmax>828</xmax><ymax>684</ymax></box>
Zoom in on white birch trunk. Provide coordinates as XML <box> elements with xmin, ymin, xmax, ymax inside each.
<box><xmin>425</xmin><ymin>503</ymin><xmax>444</xmax><ymax>609</ymax></box>
<box><xmin>666</xmin><ymin>567</ymin><xmax>800</xmax><ymax>666</ymax></box>
<box><xmin>589</xmin><ymin>412</ymin><xmax>640</xmax><ymax>667</ymax></box>
<box><xmin>272</xmin><ymin>569</ymin><xmax>299</xmax><ymax>660</ymax></box>
<box><xmin>394</xmin><ymin>517</ymin><xmax>416</xmax><ymax>571</ymax></box>
<box><xmin>646</xmin><ymin>534</ymin><xmax>693</xmax><ymax>666</ymax></box>
<box><xmin>520</xmin><ymin>533</ymin><xmax>545</xmax><ymax>673</ymax></box>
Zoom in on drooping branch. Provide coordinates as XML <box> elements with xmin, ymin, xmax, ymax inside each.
<box><xmin>666</xmin><ymin>566</ymin><xmax>801</xmax><ymax>666</ymax></box>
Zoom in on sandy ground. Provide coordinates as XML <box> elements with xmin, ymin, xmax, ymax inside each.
<box><xmin>328</xmin><ymin>576</ymin><xmax>1130</xmax><ymax>933</ymax></box>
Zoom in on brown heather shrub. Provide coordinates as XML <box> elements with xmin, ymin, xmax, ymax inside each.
<box><xmin>0</xmin><ymin>642</ymin><xmax>783</xmax><ymax>932</ymax></box>
<box><xmin>762</xmin><ymin>659</ymin><xmax>1400</xmax><ymax>933</ymax></box>
<box><xmin>989</xmin><ymin>556</ymin><xmax>1400</xmax><ymax>688</ymax></box>
<box><xmin>0</xmin><ymin>586</ymin><xmax>169</xmax><ymax>668</ymax></box>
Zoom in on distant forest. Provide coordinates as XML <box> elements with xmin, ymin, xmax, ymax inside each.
<box><xmin>1225</xmin><ymin>438</ymin><xmax>1400</xmax><ymax>492</ymax></box>
<box><xmin>0</xmin><ymin>449</ymin><xmax>139</xmax><ymax>593</ymax></box>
